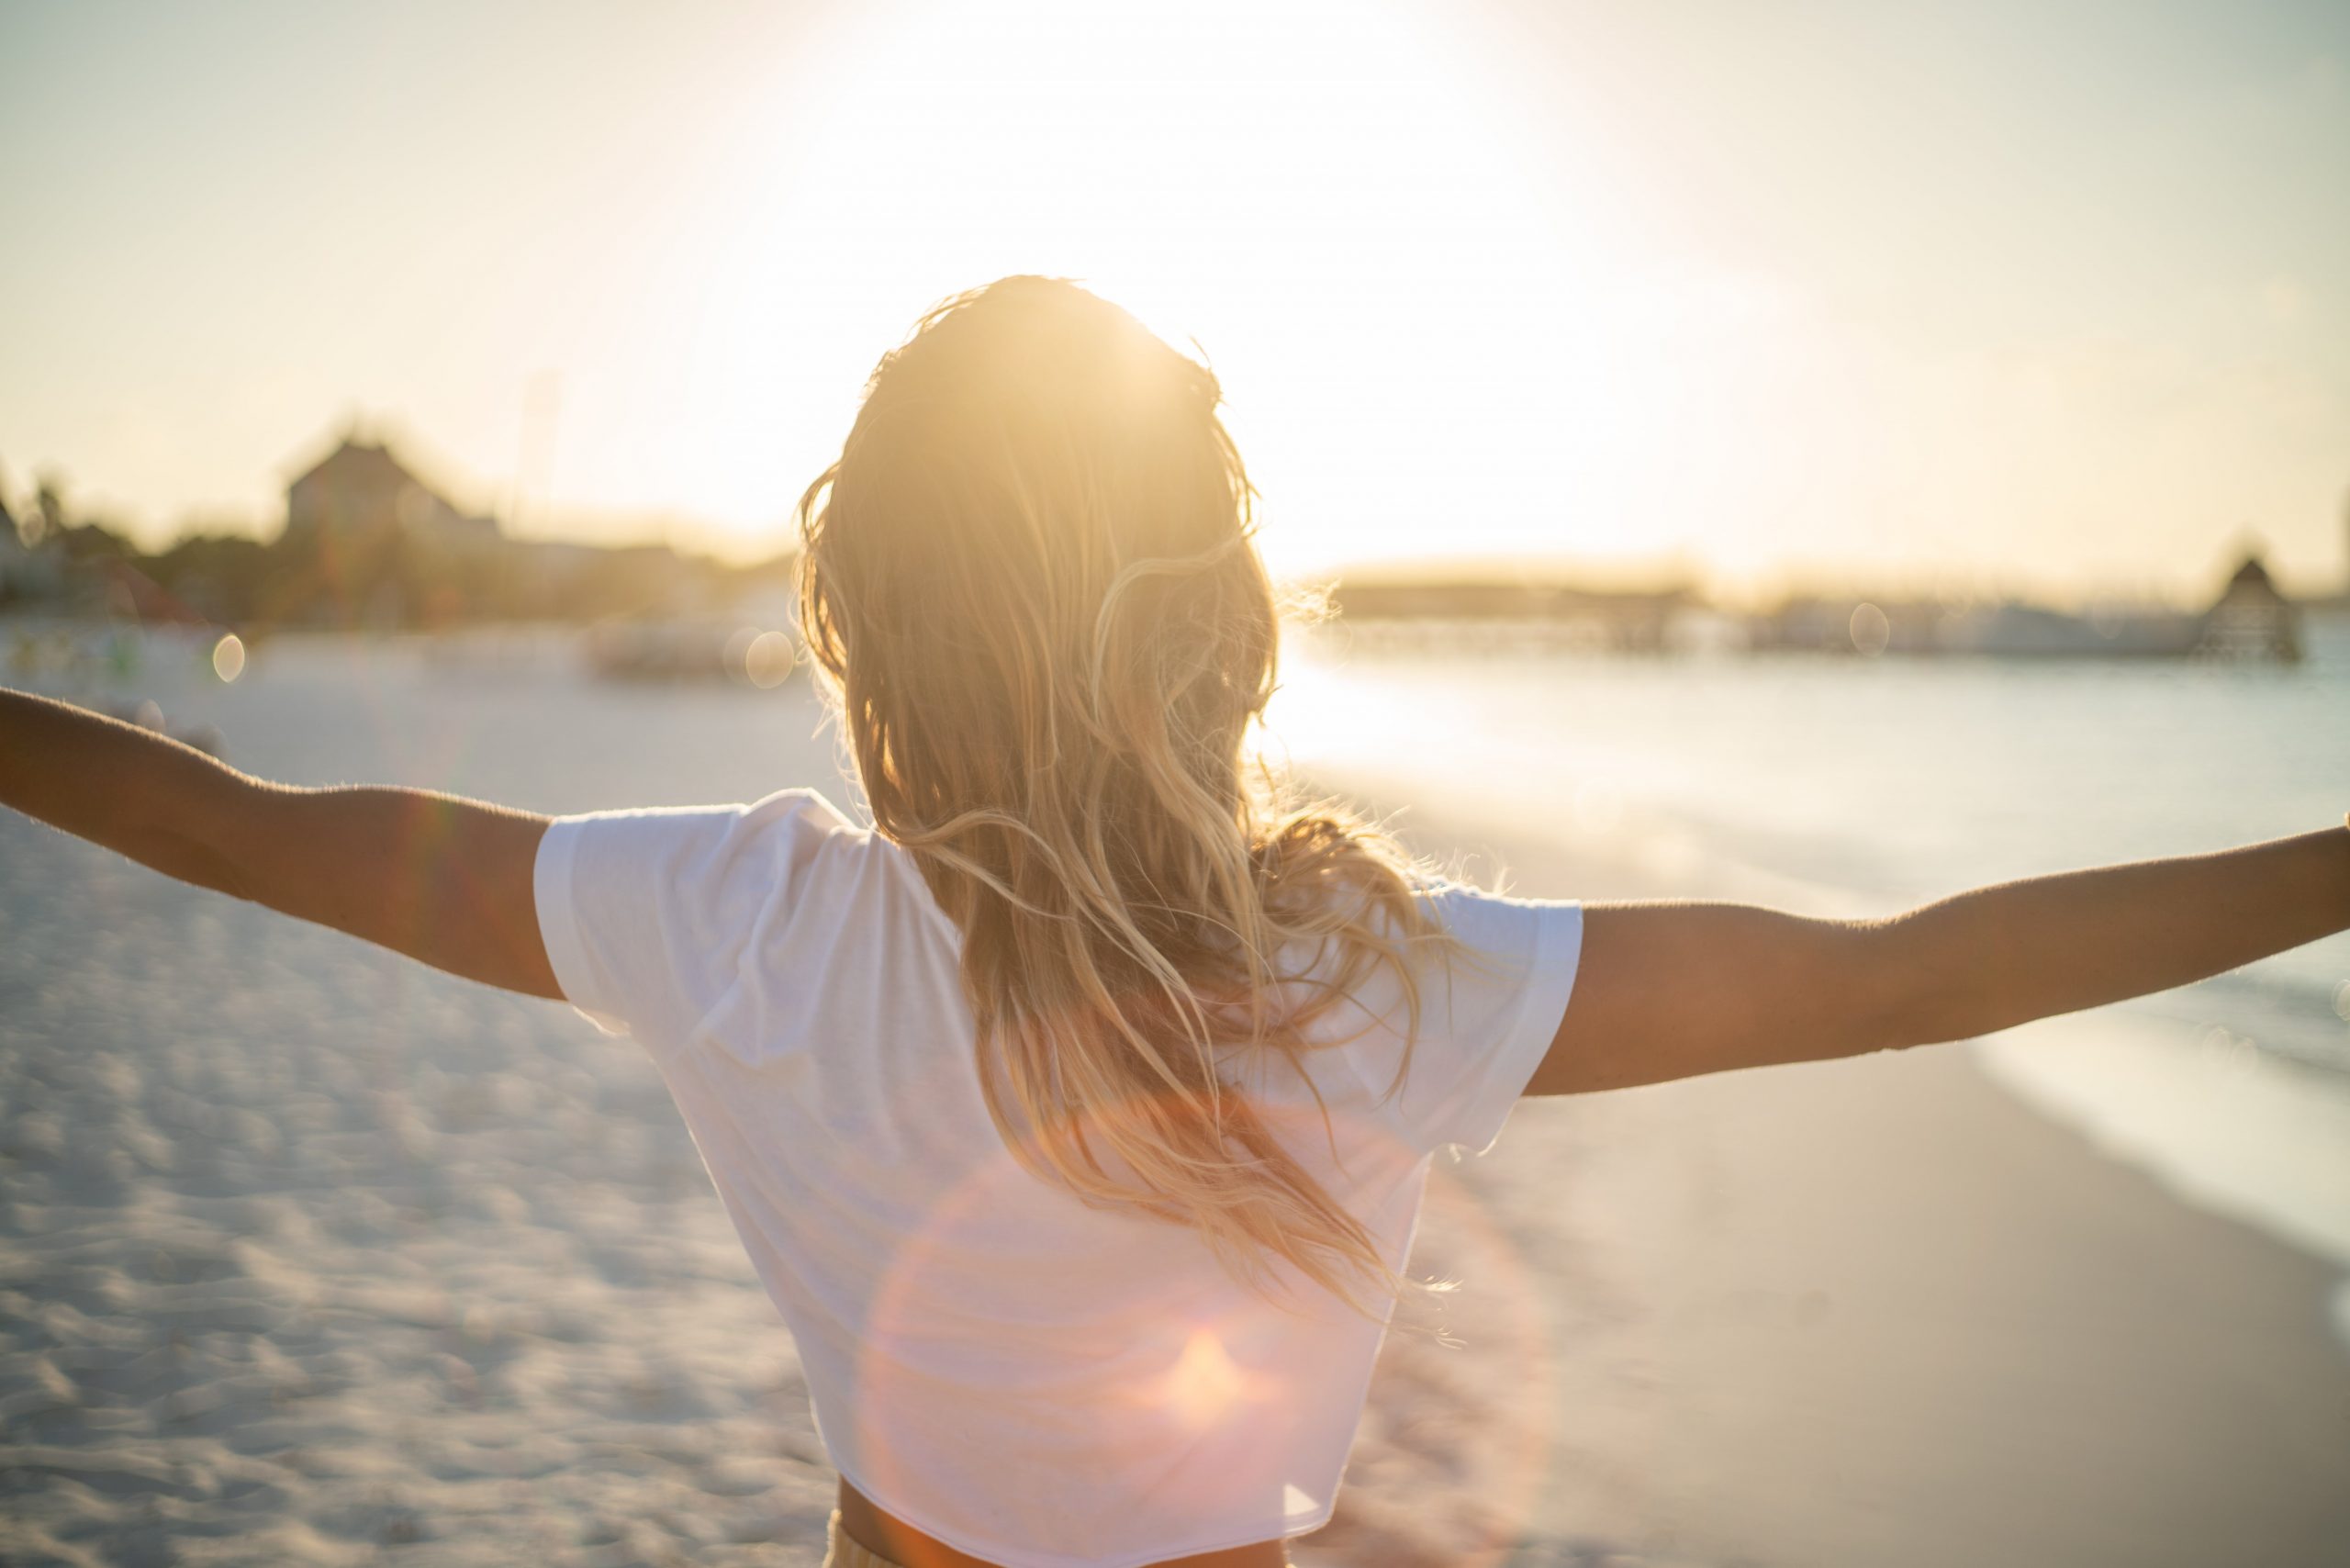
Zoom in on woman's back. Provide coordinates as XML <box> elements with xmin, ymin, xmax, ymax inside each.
<box><xmin>535</xmin><ymin>786</ymin><xmax>1583</xmax><ymax>1567</ymax></box>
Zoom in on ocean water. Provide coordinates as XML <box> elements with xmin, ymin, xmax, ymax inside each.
<box><xmin>1269</xmin><ymin>617</ymin><xmax>2350</xmax><ymax>1341</ymax></box>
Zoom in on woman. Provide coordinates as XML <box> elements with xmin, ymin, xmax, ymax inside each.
<box><xmin>1</xmin><ymin>276</ymin><xmax>2344</xmax><ymax>1568</ymax></box>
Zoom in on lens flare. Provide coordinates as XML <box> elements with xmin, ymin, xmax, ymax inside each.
<box><xmin>746</xmin><ymin>631</ymin><xmax>796</xmax><ymax>689</ymax></box>
<box><xmin>1849</xmin><ymin>602</ymin><xmax>1891</xmax><ymax>657</ymax></box>
<box><xmin>211</xmin><ymin>633</ymin><xmax>246</xmax><ymax>682</ymax></box>
<box><xmin>1158</xmin><ymin>1326</ymin><xmax>1262</xmax><ymax>1429</ymax></box>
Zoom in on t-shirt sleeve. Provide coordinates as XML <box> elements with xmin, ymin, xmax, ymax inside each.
<box><xmin>532</xmin><ymin>787</ymin><xmax>857</xmax><ymax>1051</ymax></box>
<box><xmin>1381</xmin><ymin>886</ymin><xmax>1585</xmax><ymax>1159</ymax></box>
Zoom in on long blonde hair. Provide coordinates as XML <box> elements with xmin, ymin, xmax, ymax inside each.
<box><xmin>795</xmin><ymin>276</ymin><xmax>1464</xmax><ymax>1327</ymax></box>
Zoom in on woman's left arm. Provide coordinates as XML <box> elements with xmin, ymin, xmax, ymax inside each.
<box><xmin>0</xmin><ymin>687</ymin><xmax>561</xmax><ymax>999</ymax></box>
<box><xmin>1531</xmin><ymin>821</ymin><xmax>2350</xmax><ymax>1096</ymax></box>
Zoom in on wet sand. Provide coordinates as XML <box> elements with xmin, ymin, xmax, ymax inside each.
<box><xmin>3</xmin><ymin>648</ymin><xmax>2344</xmax><ymax>1566</ymax></box>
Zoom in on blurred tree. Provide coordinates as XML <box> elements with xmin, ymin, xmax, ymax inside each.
<box><xmin>32</xmin><ymin>472</ymin><xmax>67</xmax><ymax>548</ymax></box>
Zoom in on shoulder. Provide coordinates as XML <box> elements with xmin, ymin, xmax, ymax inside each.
<box><xmin>698</xmin><ymin>788</ymin><xmax>927</xmax><ymax>921</ymax></box>
<box><xmin>1251</xmin><ymin>877</ymin><xmax>1583</xmax><ymax>1158</ymax></box>
<box><xmin>532</xmin><ymin>784</ymin><xmax>934</xmax><ymax>1045</ymax></box>
<box><xmin>730</xmin><ymin>788</ymin><xmax>945</xmax><ymax>928</ymax></box>
<box><xmin>548</xmin><ymin>785</ymin><xmax>864</xmax><ymax>857</ymax></box>
<box><xmin>736</xmin><ymin>786</ymin><xmax>870</xmax><ymax>859</ymax></box>
<box><xmin>1416</xmin><ymin>879</ymin><xmax>1583</xmax><ymax>963</ymax></box>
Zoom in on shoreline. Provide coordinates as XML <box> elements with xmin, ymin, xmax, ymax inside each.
<box><xmin>1294</xmin><ymin>770</ymin><xmax>2350</xmax><ymax>1567</ymax></box>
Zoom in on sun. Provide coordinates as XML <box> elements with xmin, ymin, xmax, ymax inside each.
<box><xmin>654</xmin><ymin>0</ymin><xmax>1651</xmax><ymax>575</ymax></box>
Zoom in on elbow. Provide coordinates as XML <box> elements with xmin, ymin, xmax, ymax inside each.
<box><xmin>1860</xmin><ymin>911</ymin><xmax>1986</xmax><ymax>1050</ymax></box>
<box><xmin>135</xmin><ymin>822</ymin><xmax>263</xmax><ymax>904</ymax></box>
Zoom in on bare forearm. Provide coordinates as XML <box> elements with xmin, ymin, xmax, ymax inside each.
<box><xmin>0</xmin><ymin>687</ymin><xmax>261</xmax><ymax>894</ymax></box>
<box><xmin>1</xmin><ymin>688</ymin><xmax>558</xmax><ymax>997</ymax></box>
<box><xmin>1885</xmin><ymin>824</ymin><xmax>2350</xmax><ymax>1046</ymax></box>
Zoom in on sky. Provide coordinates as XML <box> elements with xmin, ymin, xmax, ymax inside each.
<box><xmin>4</xmin><ymin>0</ymin><xmax>2346</xmax><ymax>603</ymax></box>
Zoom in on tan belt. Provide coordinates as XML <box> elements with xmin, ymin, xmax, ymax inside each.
<box><xmin>824</xmin><ymin>1510</ymin><xmax>909</xmax><ymax>1568</ymax></box>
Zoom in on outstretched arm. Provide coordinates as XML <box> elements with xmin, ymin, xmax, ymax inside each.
<box><xmin>0</xmin><ymin>687</ymin><xmax>560</xmax><ymax>999</ymax></box>
<box><xmin>1530</xmin><ymin>823</ymin><xmax>2350</xmax><ymax>1096</ymax></box>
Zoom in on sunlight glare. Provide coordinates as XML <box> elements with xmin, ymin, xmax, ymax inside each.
<box><xmin>688</xmin><ymin>0</ymin><xmax>1660</xmax><ymax>575</ymax></box>
<box><xmin>1160</xmin><ymin>1325</ymin><xmax>1261</xmax><ymax>1429</ymax></box>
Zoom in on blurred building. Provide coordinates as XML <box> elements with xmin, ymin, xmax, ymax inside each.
<box><xmin>1</xmin><ymin>425</ymin><xmax>796</xmax><ymax>633</ymax></box>
<box><xmin>283</xmin><ymin>435</ymin><xmax>501</xmax><ymax>553</ymax></box>
<box><xmin>2197</xmin><ymin>553</ymin><xmax>2301</xmax><ymax>662</ymax></box>
<box><xmin>1329</xmin><ymin>577</ymin><xmax>1697</xmax><ymax>652</ymax></box>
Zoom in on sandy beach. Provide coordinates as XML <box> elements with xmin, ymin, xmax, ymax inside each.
<box><xmin>3</xmin><ymin>640</ymin><xmax>2345</xmax><ymax>1566</ymax></box>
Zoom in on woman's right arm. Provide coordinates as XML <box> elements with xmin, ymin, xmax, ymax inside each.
<box><xmin>0</xmin><ymin>687</ymin><xmax>560</xmax><ymax>999</ymax></box>
<box><xmin>1527</xmin><ymin>823</ymin><xmax>2350</xmax><ymax>1097</ymax></box>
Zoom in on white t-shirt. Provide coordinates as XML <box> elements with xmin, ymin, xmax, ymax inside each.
<box><xmin>533</xmin><ymin>788</ymin><xmax>1583</xmax><ymax>1568</ymax></box>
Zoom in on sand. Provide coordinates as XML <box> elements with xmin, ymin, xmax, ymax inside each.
<box><xmin>3</xmin><ymin>641</ymin><xmax>2345</xmax><ymax>1566</ymax></box>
